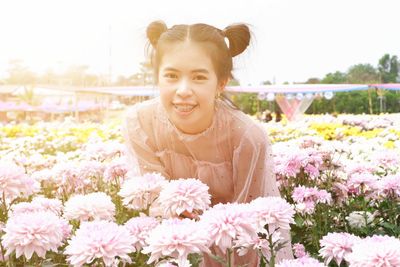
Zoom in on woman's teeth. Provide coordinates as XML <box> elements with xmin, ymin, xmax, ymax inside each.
<box><xmin>174</xmin><ymin>104</ymin><xmax>195</xmax><ymax>112</ymax></box>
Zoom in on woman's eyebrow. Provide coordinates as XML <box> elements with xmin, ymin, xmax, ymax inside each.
<box><xmin>191</xmin><ymin>69</ymin><xmax>209</xmax><ymax>74</ymax></box>
<box><xmin>162</xmin><ymin>67</ymin><xmax>179</xmax><ymax>72</ymax></box>
<box><xmin>162</xmin><ymin>67</ymin><xmax>209</xmax><ymax>74</ymax></box>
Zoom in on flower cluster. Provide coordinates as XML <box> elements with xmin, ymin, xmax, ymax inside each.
<box><xmin>292</xmin><ymin>186</ymin><xmax>331</xmax><ymax>214</ymax></box>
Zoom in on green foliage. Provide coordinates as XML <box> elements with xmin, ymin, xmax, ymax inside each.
<box><xmin>321</xmin><ymin>71</ymin><xmax>347</xmax><ymax>84</ymax></box>
<box><xmin>346</xmin><ymin>63</ymin><xmax>380</xmax><ymax>84</ymax></box>
<box><xmin>307</xmin><ymin>90</ymin><xmax>400</xmax><ymax>114</ymax></box>
<box><xmin>378</xmin><ymin>54</ymin><xmax>399</xmax><ymax>83</ymax></box>
<box><xmin>231</xmin><ymin>93</ymin><xmax>270</xmax><ymax>115</ymax></box>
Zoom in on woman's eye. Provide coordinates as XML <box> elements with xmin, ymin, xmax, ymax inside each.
<box><xmin>164</xmin><ymin>73</ymin><xmax>177</xmax><ymax>79</ymax></box>
<box><xmin>194</xmin><ymin>75</ymin><xmax>207</xmax><ymax>81</ymax></box>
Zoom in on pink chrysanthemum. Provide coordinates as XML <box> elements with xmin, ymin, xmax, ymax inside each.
<box><xmin>32</xmin><ymin>196</ymin><xmax>63</xmax><ymax>215</ymax></box>
<box><xmin>84</xmin><ymin>141</ymin><xmax>124</xmax><ymax>161</ymax></box>
<box><xmin>200</xmin><ymin>203</ymin><xmax>255</xmax><ymax>253</ymax></box>
<box><xmin>371</xmin><ymin>150</ymin><xmax>400</xmax><ymax>169</ymax></box>
<box><xmin>9</xmin><ymin>202</ymin><xmax>45</xmax><ymax>217</ymax></box>
<box><xmin>292</xmin><ymin>243</ymin><xmax>309</xmax><ymax>258</ymax></box>
<box><xmin>250</xmin><ymin>197</ymin><xmax>295</xmax><ymax>231</ymax></box>
<box><xmin>319</xmin><ymin>232</ymin><xmax>361</xmax><ymax>265</ymax></box>
<box><xmin>1</xmin><ymin>211</ymin><xmax>68</xmax><ymax>260</ymax></box>
<box><xmin>65</xmin><ymin>220</ymin><xmax>135</xmax><ymax>267</ymax></box>
<box><xmin>142</xmin><ymin>218</ymin><xmax>210</xmax><ymax>267</ymax></box>
<box><xmin>345</xmin><ymin>235</ymin><xmax>400</xmax><ymax>267</ymax></box>
<box><xmin>103</xmin><ymin>157</ymin><xmax>128</xmax><ymax>183</ymax></box>
<box><xmin>292</xmin><ymin>186</ymin><xmax>332</xmax><ymax>214</ymax></box>
<box><xmin>292</xmin><ymin>186</ymin><xmax>332</xmax><ymax>204</ymax></box>
<box><xmin>346</xmin><ymin>172</ymin><xmax>379</xmax><ymax>196</ymax></box>
<box><xmin>64</xmin><ymin>192</ymin><xmax>115</xmax><ymax>222</ymax></box>
<box><xmin>118</xmin><ymin>173</ymin><xmax>167</xmax><ymax>210</ymax></box>
<box><xmin>235</xmin><ymin>230</ymin><xmax>282</xmax><ymax>260</ymax></box>
<box><xmin>158</xmin><ymin>178</ymin><xmax>211</xmax><ymax>217</ymax></box>
<box><xmin>77</xmin><ymin>160</ymin><xmax>105</xmax><ymax>180</ymax></box>
<box><xmin>274</xmin><ymin>151</ymin><xmax>306</xmax><ymax>177</ymax></box>
<box><xmin>377</xmin><ymin>174</ymin><xmax>400</xmax><ymax>199</ymax></box>
<box><xmin>277</xmin><ymin>256</ymin><xmax>325</xmax><ymax>267</ymax></box>
<box><xmin>274</xmin><ymin>148</ymin><xmax>323</xmax><ymax>179</ymax></box>
<box><xmin>124</xmin><ymin>216</ymin><xmax>159</xmax><ymax>251</ymax></box>
<box><xmin>51</xmin><ymin>162</ymin><xmax>86</xmax><ymax>194</ymax></box>
<box><xmin>0</xmin><ymin>161</ymin><xmax>40</xmax><ymax>202</ymax></box>
<box><xmin>9</xmin><ymin>197</ymin><xmax>63</xmax><ymax>217</ymax></box>
<box><xmin>345</xmin><ymin>162</ymin><xmax>377</xmax><ymax>177</ymax></box>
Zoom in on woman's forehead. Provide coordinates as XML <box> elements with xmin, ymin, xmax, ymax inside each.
<box><xmin>159</xmin><ymin>42</ymin><xmax>215</xmax><ymax>72</ymax></box>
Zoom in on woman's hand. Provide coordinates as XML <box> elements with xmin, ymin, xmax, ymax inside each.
<box><xmin>178</xmin><ymin>209</ymin><xmax>202</xmax><ymax>220</ymax></box>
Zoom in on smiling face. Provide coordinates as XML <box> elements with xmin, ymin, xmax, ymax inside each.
<box><xmin>158</xmin><ymin>41</ymin><xmax>226</xmax><ymax>134</ymax></box>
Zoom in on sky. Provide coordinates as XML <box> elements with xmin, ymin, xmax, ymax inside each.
<box><xmin>0</xmin><ymin>0</ymin><xmax>399</xmax><ymax>85</ymax></box>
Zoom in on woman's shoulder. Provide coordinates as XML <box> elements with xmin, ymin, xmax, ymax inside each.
<box><xmin>125</xmin><ymin>97</ymin><xmax>160</xmax><ymax>122</ymax></box>
<box><xmin>218</xmin><ymin>101</ymin><xmax>268</xmax><ymax>143</ymax></box>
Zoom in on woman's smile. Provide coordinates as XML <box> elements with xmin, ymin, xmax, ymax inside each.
<box><xmin>173</xmin><ymin>102</ymin><xmax>198</xmax><ymax>115</ymax></box>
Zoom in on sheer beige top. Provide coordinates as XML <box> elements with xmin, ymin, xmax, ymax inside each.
<box><xmin>123</xmin><ymin>97</ymin><xmax>293</xmax><ymax>266</ymax></box>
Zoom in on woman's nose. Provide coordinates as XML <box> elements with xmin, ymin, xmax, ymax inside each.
<box><xmin>176</xmin><ymin>80</ymin><xmax>193</xmax><ymax>97</ymax></box>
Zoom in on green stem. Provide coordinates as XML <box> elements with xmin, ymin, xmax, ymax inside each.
<box><xmin>226</xmin><ymin>248</ymin><xmax>232</xmax><ymax>267</ymax></box>
<box><xmin>2</xmin><ymin>192</ymin><xmax>8</xmax><ymax>222</ymax></box>
<box><xmin>268</xmin><ymin>233</ymin><xmax>276</xmax><ymax>267</ymax></box>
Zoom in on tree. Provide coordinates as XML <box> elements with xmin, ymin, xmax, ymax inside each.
<box><xmin>139</xmin><ymin>61</ymin><xmax>154</xmax><ymax>85</ymax></box>
<box><xmin>321</xmin><ymin>71</ymin><xmax>347</xmax><ymax>84</ymax></box>
<box><xmin>378</xmin><ymin>54</ymin><xmax>399</xmax><ymax>83</ymax></box>
<box><xmin>228</xmin><ymin>78</ymin><xmax>240</xmax><ymax>86</ymax></box>
<box><xmin>346</xmin><ymin>64</ymin><xmax>380</xmax><ymax>84</ymax></box>
<box><xmin>346</xmin><ymin>64</ymin><xmax>380</xmax><ymax>114</ymax></box>
<box><xmin>305</xmin><ymin>78</ymin><xmax>321</xmax><ymax>84</ymax></box>
<box><xmin>39</xmin><ymin>69</ymin><xmax>59</xmax><ymax>85</ymax></box>
<box><xmin>61</xmin><ymin>65</ymin><xmax>100</xmax><ymax>86</ymax></box>
<box><xmin>6</xmin><ymin>59</ymin><xmax>37</xmax><ymax>85</ymax></box>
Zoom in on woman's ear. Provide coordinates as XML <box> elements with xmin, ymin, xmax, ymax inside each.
<box><xmin>218</xmin><ymin>78</ymin><xmax>229</xmax><ymax>91</ymax></box>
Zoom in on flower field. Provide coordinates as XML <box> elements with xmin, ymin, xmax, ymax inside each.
<box><xmin>0</xmin><ymin>113</ymin><xmax>399</xmax><ymax>267</ymax></box>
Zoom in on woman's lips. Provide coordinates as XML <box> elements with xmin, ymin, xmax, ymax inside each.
<box><xmin>173</xmin><ymin>103</ymin><xmax>197</xmax><ymax>115</ymax></box>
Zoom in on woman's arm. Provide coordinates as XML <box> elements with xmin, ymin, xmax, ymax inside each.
<box><xmin>232</xmin><ymin>124</ymin><xmax>294</xmax><ymax>262</ymax></box>
<box><xmin>232</xmin><ymin>124</ymin><xmax>280</xmax><ymax>203</ymax></box>
<box><xmin>123</xmin><ymin>105</ymin><xmax>169</xmax><ymax>178</ymax></box>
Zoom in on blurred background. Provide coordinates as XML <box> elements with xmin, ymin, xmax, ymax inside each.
<box><xmin>1</xmin><ymin>0</ymin><xmax>400</xmax><ymax>122</ymax></box>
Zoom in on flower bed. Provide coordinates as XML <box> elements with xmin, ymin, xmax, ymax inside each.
<box><xmin>0</xmin><ymin>114</ymin><xmax>399</xmax><ymax>266</ymax></box>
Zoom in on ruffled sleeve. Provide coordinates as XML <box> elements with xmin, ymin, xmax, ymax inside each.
<box><xmin>122</xmin><ymin>103</ymin><xmax>169</xmax><ymax>178</ymax></box>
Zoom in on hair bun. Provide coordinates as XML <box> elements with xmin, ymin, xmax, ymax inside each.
<box><xmin>222</xmin><ymin>24</ymin><xmax>250</xmax><ymax>57</ymax></box>
<box><xmin>146</xmin><ymin>20</ymin><xmax>168</xmax><ymax>47</ymax></box>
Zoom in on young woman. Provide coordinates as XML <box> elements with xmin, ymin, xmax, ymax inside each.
<box><xmin>124</xmin><ymin>20</ymin><xmax>293</xmax><ymax>266</ymax></box>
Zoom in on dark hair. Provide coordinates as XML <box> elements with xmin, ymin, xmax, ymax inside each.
<box><xmin>146</xmin><ymin>20</ymin><xmax>251</xmax><ymax>84</ymax></box>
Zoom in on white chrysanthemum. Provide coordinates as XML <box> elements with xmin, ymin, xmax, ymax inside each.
<box><xmin>118</xmin><ymin>173</ymin><xmax>167</xmax><ymax>210</ymax></box>
<box><xmin>64</xmin><ymin>192</ymin><xmax>115</xmax><ymax>221</ymax></box>
<box><xmin>158</xmin><ymin>178</ymin><xmax>211</xmax><ymax>217</ymax></box>
<box><xmin>346</xmin><ymin>211</ymin><xmax>374</xmax><ymax>229</ymax></box>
